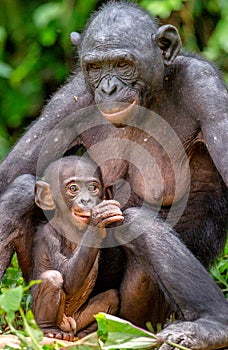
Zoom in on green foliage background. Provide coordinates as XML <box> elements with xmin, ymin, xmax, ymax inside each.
<box><xmin>0</xmin><ymin>0</ymin><xmax>228</xmax><ymax>159</ymax></box>
<box><xmin>0</xmin><ymin>0</ymin><xmax>227</xmax><ymax>343</ymax></box>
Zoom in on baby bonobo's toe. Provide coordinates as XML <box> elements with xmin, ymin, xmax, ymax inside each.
<box><xmin>44</xmin><ymin>327</ymin><xmax>75</xmax><ymax>342</ymax></box>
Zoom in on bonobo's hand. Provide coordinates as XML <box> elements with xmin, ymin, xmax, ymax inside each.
<box><xmin>90</xmin><ymin>200</ymin><xmax>124</xmax><ymax>228</ymax></box>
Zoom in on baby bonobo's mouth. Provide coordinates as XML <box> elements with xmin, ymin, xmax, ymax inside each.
<box><xmin>72</xmin><ymin>210</ymin><xmax>91</xmax><ymax>224</ymax></box>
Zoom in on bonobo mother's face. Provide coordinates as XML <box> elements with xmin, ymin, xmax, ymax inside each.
<box><xmin>79</xmin><ymin>6</ymin><xmax>165</xmax><ymax>125</ymax></box>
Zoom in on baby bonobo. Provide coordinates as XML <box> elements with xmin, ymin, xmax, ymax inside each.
<box><xmin>32</xmin><ymin>156</ymin><xmax>123</xmax><ymax>341</ymax></box>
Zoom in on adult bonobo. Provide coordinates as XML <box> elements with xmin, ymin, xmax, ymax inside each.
<box><xmin>0</xmin><ymin>2</ymin><xmax>227</xmax><ymax>349</ymax></box>
<box><xmin>32</xmin><ymin>156</ymin><xmax>122</xmax><ymax>340</ymax></box>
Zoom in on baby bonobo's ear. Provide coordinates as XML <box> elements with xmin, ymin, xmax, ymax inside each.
<box><xmin>35</xmin><ymin>181</ymin><xmax>56</xmax><ymax>211</ymax></box>
<box><xmin>104</xmin><ymin>184</ymin><xmax>114</xmax><ymax>200</ymax></box>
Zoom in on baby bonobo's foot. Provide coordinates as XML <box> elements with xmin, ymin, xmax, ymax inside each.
<box><xmin>44</xmin><ymin>327</ymin><xmax>75</xmax><ymax>342</ymax></box>
<box><xmin>59</xmin><ymin>314</ymin><xmax>76</xmax><ymax>334</ymax></box>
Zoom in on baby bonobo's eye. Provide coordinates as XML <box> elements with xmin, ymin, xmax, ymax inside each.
<box><xmin>88</xmin><ymin>183</ymin><xmax>100</xmax><ymax>194</ymax></box>
<box><xmin>68</xmin><ymin>183</ymin><xmax>80</xmax><ymax>194</ymax></box>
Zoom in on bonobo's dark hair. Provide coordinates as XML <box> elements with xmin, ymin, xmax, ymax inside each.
<box><xmin>80</xmin><ymin>0</ymin><xmax>159</xmax><ymax>45</ymax></box>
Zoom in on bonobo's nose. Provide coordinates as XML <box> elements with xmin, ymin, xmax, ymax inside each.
<box><xmin>100</xmin><ymin>76</ymin><xmax>121</xmax><ymax>96</ymax></box>
<box><xmin>80</xmin><ymin>198</ymin><xmax>91</xmax><ymax>207</ymax></box>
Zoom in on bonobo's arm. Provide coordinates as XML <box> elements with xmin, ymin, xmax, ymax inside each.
<box><xmin>186</xmin><ymin>57</ymin><xmax>228</xmax><ymax>186</ymax></box>
<box><xmin>118</xmin><ymin>208</ymin><xmax>228</xmax><ymax>350</ymax></box>
<box><xmin>48</xmin><ymin>200</ymin><xmax>123</xmax><ymax>295</ymax></box>
<box><xmin>0</xmin><ymin>174</ymin><xmax>36</xmax><ymax>280</ymax></box>
<box><xmin>46</xmin><ymin>225</ymin><xmax>102</xmax><ymax>295</ymax></box>
<box><xmin>0</xmin><ymin>70</ymin><xmax>93</xmax><ymax>192</ymax></box>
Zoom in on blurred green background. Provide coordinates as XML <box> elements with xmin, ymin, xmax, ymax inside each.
<box><xmin>0</xmin><ymin>0</ymin><xmax>228</xmax><ymax>159</ymax></box>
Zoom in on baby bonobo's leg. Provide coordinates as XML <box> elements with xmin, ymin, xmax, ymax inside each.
<box><xmin>32</xmin><ymin>270</ymin><xmax>76</xmax><ymax>341</ymax></box>
<box><xmin>72</xmin><ymin>289</ymin><xmax>119</xmax><ymax>338</ymax></box>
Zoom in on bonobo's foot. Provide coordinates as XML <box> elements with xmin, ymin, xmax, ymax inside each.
<box><xmin>59</xmin><ymin>314</ymin><xmax>77</xmax><ymax>334</ymax></box>
<box><xmin>77</xmin><ymin>321</ymin><xmax>98</xmax><ymax>339</ymax></box>
<box><xmin>157</xmin><ymin>318</ymin><xmax>228</xmax><ymax>350</ymax></box>
<box><xmin>43</xmin><ymin>327</ymin><xmax>75</xmax><ymax>342</ymax></box>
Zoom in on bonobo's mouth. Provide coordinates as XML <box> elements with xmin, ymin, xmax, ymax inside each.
<box><xmin>98</xmin><ymin>101</ymin><xmax>137</xmax><ymax>124</ymax></box>
<box><xmin>72</xmin><ymin>211</ymin><xmax>91</xmax><ymax>224</ymax></box>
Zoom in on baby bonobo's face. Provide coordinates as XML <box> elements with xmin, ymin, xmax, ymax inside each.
<box><xmin>51</xmin><ymin>159</ymin><xmax>103</xmax><ymax>227</ymax></box>
<box><xmin>62</xmin><ymin>175</ymin><xmax>102</xmax><ymax>226</ymax></box>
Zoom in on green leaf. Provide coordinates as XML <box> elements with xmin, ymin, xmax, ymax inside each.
<box><xmin>0</xmin><ymin>136</ymin><xmax>10</xmax><ymax>162</ymax></box>
<box><xmin>23</xmin><ymin>279</ymin><xmax>41</xmax><ymax>292</ymax></box>
<box><xmin>140</xmin><ymin>0</ymin><xmax>183</xmax><ymax>18</ymax></box>
<box><xmin>95</xmin><ymin>313</ymin><xmax>159</xmax><ymax>349</ymax></box>
<box><xmin>65</xmin><ymin>332</ymin><xmax>100</xmax><ymax>349</ymax></box>
<box><xmin>25</xmin><ymin>309</ymin><xmax>44</xmax><ymax>343</ymax></box>
<box><xmin>0</xmin><ymin>286</ymin><xmax>23</xmax><ymax>313</ymax></box>
<box><xmin>39</xmin><ymin>26</ymin><xmax>57</xmax><ymax>46</ymax></box>
<box><xmin>0</xmin><ymin>26</ymin><xmax>7</xmax><ymax>57</ymax></box>
<box><xmin>33</xmin><ymin>3</ymin><xmax>63</xmax><ymax>28</ymax></box>
<box><xmin>0</xmin><ymin>61</ymin><xmax>13</xmax><ymax>78</ymax></box>
<box><xmin>6</xmin><ymin>311</ymin><xmax>16</xmax><ymax>324</ymax></box>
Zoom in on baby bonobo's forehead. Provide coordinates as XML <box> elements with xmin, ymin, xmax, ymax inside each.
<box><xmin>61</xmin><ymin>160</ymin><xmax>99</xmax><ymax>181</ymax></box>
<box><xmin>44</xmin><ymin>157</ymin><xmax>101</xmax><ymax>183</ymax></box>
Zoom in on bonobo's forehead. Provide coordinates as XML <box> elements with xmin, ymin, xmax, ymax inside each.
<box><xmin>59</xmin><ymin>161</ymin><xmax>98</xmax><ymax>181</ymax></box>
<box><xmin>44</xmin><ymin>157</ymin><xmax>101</xmax><ymax>183</ymax></box>
<box><xmin>82</xmin><ymin>4</ymin><xmax>158</xmax><ymax>54</ymax></box>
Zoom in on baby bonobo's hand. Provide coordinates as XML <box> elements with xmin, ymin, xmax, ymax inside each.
<box><xmin>90</xmin><ymin>200</ymin><xmax>124</xmax><ymax>228</ymax></box>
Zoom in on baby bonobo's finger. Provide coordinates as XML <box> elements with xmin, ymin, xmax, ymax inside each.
<box><xmin>97</xmin><ymin>199</ymin><xmax>121</xmax><ymax>208</ymax></box>
<box><xmin>98</xmin><ymin>205</ymin><xmax>123</xmax><ymax>218</ymax></box>
<box><xmin>102</xmin><ymin>214</ymin><xmax>124</xmax><ymax>226</ymax></box>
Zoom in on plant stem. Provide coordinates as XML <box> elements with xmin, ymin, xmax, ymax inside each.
<box><xmin>19</xmin><ymin>306</ymin><xmax>43</xmax><ymax>349</ymax></box>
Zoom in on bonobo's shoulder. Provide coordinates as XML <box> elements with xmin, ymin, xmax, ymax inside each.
<box><xmin>173</xmin><ymin>53</ymin><xmax>226</xmax><ymax>85</ymax></box>
<box><xmin>35</xmin><ymin>222</ymin><xmax>56</xmax><ymax>241</ymax></box>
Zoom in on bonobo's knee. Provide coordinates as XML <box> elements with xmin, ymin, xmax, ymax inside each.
<box><xmin>5</xmin><ymin>174</ymin><xmax>35</xmax><ymax>193</ymax></box>
<box><xmin>40</xmin><ymin>270</ymin><xmax>63</xmax><ymax>289</ymax></box>
<box><xmin>104</xmin><ymin>289</ymin><xmax>119</xmax><ymax>314</ymax></box>
<box><xmin>123</xmin><ymin>207</ymin><xmax>159</xmax><ymax>230</ymax></box>
<box><xmin>116</xmin><ymin>207</ymin><xmax>159</xmax><ymax>245</ymax></box>
<box><xmin>104</xmin><ymin>288</ymin><xmax>119</xmax><ymax>302</ymax></box>
<box><xmin>116</xmin><ymin>206</ymin><xmax>177</xmax><ymax>251</ymax></box>
<box><xmin>12</xmin><ymin>174</ymin><xmax>35</xmax><ymax>187</ymax></box>
<box><xmin>1</xmin><ymin>174</ymin><xmax>36</xmax><ymax>204</ymax></box>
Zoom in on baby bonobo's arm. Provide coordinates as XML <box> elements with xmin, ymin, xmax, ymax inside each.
<box><xmin>58</xmin><ymin>199</ymin><xmax>123</xmax><ymax>295</ymax></box>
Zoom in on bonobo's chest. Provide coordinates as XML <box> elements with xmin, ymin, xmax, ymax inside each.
<box><xmin>82</xmin><ymin>117</ymin><xmax>199</xmax><ymax>207</ymax></box>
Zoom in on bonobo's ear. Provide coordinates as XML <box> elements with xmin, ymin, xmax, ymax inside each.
<box><xmin>35</xmin><ymin>181</ymin><xmax>56</xmax><ymax>211</ymax></box>
<box><xmin>152</xmin><ymin>25</ymin><xmax>182</xmax><ymax>65</ymax></box>
<box><xmin>70</xmin><ymin>32</ymin><xmax>82</xmax><ymax>47</ymax></box>
<box><xmin>104</xmin><ymin>185</ymin><xmax>114</xmax><ymax>200</ymax></box>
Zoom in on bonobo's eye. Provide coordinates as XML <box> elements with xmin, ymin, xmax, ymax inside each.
<box><xmin>85</xmin><ymin>62</ymin><xmax>102</xmax><ymax>86</ymax></box>
<box><xmin>88</xmin><ymin>63</ymin><xmax>101</xmax><ymax>71</ymax></box>
<box><xmin>68</xmin><ymin>183</ymin><xmax>80</xmax><ymax>194</ymax></box>
<box><xmin>117</xmin><ymin>61</ymin><xmax>129</xmax><ymax>69</ymax></box>
<box><xmin>116</xmin><ymin>60</ymin><xmax>135</xmax><ymax>78</ymax></box>
<box><xmin>87</xmin><ymin>182</ymin><xmax>100</xmax><ymax>194</ymax></box>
